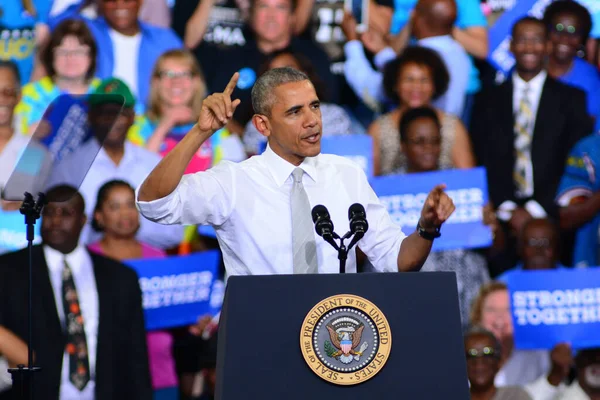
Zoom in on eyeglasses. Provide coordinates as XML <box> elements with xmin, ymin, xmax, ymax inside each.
<box><xmin>405</xmin><ymin>137</ymin><xmax>441</xmax><ymax>147</ymax></box>
<box><xmin>42</xmin><ymin>207</ymin><xmax>78</xmax><ymax>217</ymax></box>
<box><xmin>525</xmin><ymin>238</ymin><xmax>552</xmax><ymax>248</ymax></box>
<box><xmin>157</xmin><ymin>70</ymin><xmax>194</xmax><ymax>80</ymax></box>
<box><xmin>551</xmin><ymin>23</ymin><xmax>580</xmax><ymax>37</ymax></box>
<box><xmin>54</xmin><ymin>48</ymin><xmax>90</xmax><ymax>58</ymax></box>
<box><xmin>466</xmin><ymin>346</ymin><xmax>499</xmax><ymax>361</ymax></box>
<box><xmin>101</xmin><ymin>0</ymin><xmax>137</xmax><ymax>5</ymax></box>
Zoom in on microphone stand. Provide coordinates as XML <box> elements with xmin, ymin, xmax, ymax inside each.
<box><xmin>321</xmin><ymin>231</ymin><xmax>365</xmax><ymax>274</ymax></box>
<box><xmin>9</xmin><ymin>192</ymin><xmax>46</xmax><ymax>400</ymax></box>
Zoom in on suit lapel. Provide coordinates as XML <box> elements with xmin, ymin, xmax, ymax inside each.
<box><xmin>91</xmin><ymin>253</ymin><xmax>112</xmax><ymax>397</ymax></box>
<box><xmin>500</xmin><ymin>79</ymin><xmax>515</xmax><ymax>139</ymax></box>
<box><xmin>33</xmin><ymin>246</ymin><xmax>65</xmax><ymax>344</ymax></box>
<box><xmin>532</xmin><ymin>78</ymin><xmax>561</xmax><ymax>179</ymax></box>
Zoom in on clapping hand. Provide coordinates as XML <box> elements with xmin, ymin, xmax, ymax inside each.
<box><xmin>420</xmin><ymin>184</ymin><xmax>455</xmax><ymax>230</ymax></box>
<box><xmin>197</xmin><ymin>72</ymin><xmax>241</xmax><ymax>133</ymax></box>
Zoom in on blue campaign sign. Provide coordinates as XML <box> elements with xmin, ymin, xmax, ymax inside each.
<box><xmin>0</xmin><ymin>209</ymin><xmax>41</xmax><ymax>255</ymax></box>
<box><xmin>504</xmin><ymin>268</ymin><xmax>600</xmax><ymax>350</ymax></box>
<box><xmin>124</xmin><ymin>251</ymin><xmax>223</xmax><ymax>330</ymax></box>
<box><xmin>488</xmin><ymin>0</ymin><xmax>600</xmax><ymax>74</ymax></box>
<box><xmin>259</xmin><ymin>134</ymin><xmax>374</xmax><ymax>178</ymax></box>
<box><xmin>369</xmin><ymin>167</ymin><xmax>492</xmax><ymax>251</ymax></box>
<box><xmin>320</xmin><ymin>134</ymin><xmax>374</xmax><ymax>179</ymax></box>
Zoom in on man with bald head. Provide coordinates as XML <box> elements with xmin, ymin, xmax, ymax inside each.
<box><xmin>410</xmin><ymin>0</ymin><xmax>470</xmax><ymax>115</ymax></box>
<box><xmin>343</xmin><ymin>0</ymin><xmax>471</xmax><ymax>116</ymax></box>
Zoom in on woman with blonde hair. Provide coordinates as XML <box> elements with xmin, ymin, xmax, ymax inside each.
<box><xmin>470</xmin><ymin>281</ymin><xmax>570</xmax><ymax>394</ymax></box>
<box><xmin>128</xmin><ymin>49</ymin><xmax>245</xmax><ymax>174</ymax></box>
<box><xmin>128</xmin><ymin>49</ymin><xmax>245</xmax><ymax>254</ymax></box>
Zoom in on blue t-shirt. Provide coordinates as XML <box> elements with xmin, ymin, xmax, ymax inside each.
<box><xmin>559</xmin><ymin>57</ymin><xmax>600</xmax><ymax>132</ymax></box>
<box><xmin>0</xmin><ymin>0</ymin><xmax>50</xmax><ymax>85</ymax></box>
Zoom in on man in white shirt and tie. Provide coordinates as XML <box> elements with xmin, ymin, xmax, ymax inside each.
<box><xmin>137</xmin><ymin>68</ymin><xmax>456</xmax><ymax>275</ymax></box>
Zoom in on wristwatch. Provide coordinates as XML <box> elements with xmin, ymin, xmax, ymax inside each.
<box><xmin>416</xmin><ymin>221</ymin><xmax>441</xmax><ymax>241</ymax></box>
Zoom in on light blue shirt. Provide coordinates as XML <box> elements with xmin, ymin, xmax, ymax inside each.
<box><xmin>344</xmin><ymin>35</ymin><xmax>471</xmax><ymax>116</ymax></box>
<box><xmin>390</xmin><ymin>0</ymin><xmax>486</xmax><ymax>35</ymax></box>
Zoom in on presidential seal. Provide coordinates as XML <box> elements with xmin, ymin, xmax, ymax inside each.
<box><xmin>300</xmin><ymin>294</ymin><xmax>392</xmax><ymax>385</ymax></box>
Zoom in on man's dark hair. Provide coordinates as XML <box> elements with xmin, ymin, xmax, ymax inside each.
<box><xmin>511</xmin><ymin>16</ymin><xmax>547</xmax><ymax>38</ymax></box>
<box><xmin>543</xmin><ymin>0</ymin><xmax>593</xmax><ymax>44</ymax></box>
<box><xmin>91</xmin><ymin>180</ymin><xmax>134</xmax><ymax>232</ymax></box>
<box><xmin>45</xmin><ymin>184</ymin><xmax>86</xmax><ymax>215</ymax></box>
<box><xmin>0</xmin><ymin>60</ymin><xmax>21</xmax><ymax>86</ymax></box>
<box><xmin>383</xmin><ymin>46</ymin><xmax>450</xmax><ymax>104</ymax></box>
<box><xmin>251</xmin><ymin>0</ymin><xmax>297</xmax><ymax>14</ymax></box>
<box><xmin>42</xmin><ymin>19</ymin><xmax>98</xmax><ymax>82</ymax></box>
<box><xmin>399</xmin><ymin>106</ymin><xmax>441</xmax><ymax>142</ymax></box>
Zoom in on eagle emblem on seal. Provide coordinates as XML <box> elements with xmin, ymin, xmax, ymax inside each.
<box><xmin>325</xmin><ymin>317</ymin><xmax>369</xmax><ymax>365</ymax></box>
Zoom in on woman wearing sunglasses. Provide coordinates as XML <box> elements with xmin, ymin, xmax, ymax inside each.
<box><xmin>543</xmin><ymin>0</ymin><xmax>600</xmax><ymax>132</ymax></box>
<box><xmin>465</xmin><ymin>327</ymin><xmax>532</xmax><ymax>400</ymax></box>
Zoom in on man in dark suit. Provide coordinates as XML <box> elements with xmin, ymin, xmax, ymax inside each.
<box><xmin>0</xmin><ymin>185</ymin><xmax>152</xmax><ymax>400</ymax></box>
<box><xmin>470</xmin><ymin>17</ymin><xmax>593</xmax><ymax>274</ymax></box>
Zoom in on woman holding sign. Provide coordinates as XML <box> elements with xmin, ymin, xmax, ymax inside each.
<box><xmin>391</xmin><ymin>106</ymin><xmax>489</xmax><ymax>330</ymax></box>
<box><xmin>87</xmin><ymin>180</ymin><xmax>180</xmax><ymax>399</ymax></box>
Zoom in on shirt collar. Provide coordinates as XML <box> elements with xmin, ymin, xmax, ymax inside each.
<box><xmin>96</xmin><ymin>141</ymin><xmax>135</xmax><ymax>166</ymax></box>
<box><xmin>417</xmin><ymin>34</ymin><xmax>453</xmax><ymax>46</ymax></box>
<box><xmin>261</xmin><ymin>143</ymin><xmax>319</xmax><ymax>187</ymax></box>
<box><xmin>512</xmin><ymin>70</ymin><xmax>547</xmax><ymax>92</ymax></box>
<box><xmin>44</xmin><ymin>244</ymin><xmax>88</xmax><ymax>274</ymax></box>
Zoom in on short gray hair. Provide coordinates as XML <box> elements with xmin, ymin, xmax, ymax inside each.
<box><xmin>251</xmin><ymin>67</ymin><xmax>310</xmax><ymax>116</ymax></box>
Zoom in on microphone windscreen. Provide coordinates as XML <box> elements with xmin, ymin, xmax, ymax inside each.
<box><xmin>312</xmin><ymin>204</ymin><xmax>329</xmax><ymax>222</ymax></box>
<box><xmin>348</xmin><ymin>203</ymin><xmax>366</xmax><ymax>219</ymax></box>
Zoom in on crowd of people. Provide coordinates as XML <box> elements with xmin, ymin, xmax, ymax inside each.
<box><xmin>0</xmin><ymin>0</ymin><xmax>599</xmax><ymax>398</ymax></box>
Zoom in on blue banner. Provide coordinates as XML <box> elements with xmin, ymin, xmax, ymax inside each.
<box><xmin>0</xmin><ymin>208</ymin><xmax>41</xmax><ymax>255</ymax></box>
<box><xmin>320</xmin><ymin>134</ymin><xmax>373</xmax><ymax>178</ymax></box>
<box><xmin>369</xmin><ymin>168</ymin><xmax>492</xmax><ymax>251</ymax></box>
<box><xmin>488</xmin><ymin>0</ymin><xmax>600</xmax><ymax>74</ymax></box>
<box><xmin>124</xmin><ymin>251</ymin><xmax>223</xmax><ymax>330</ymax></box>
<box><xmin>504</xmin><ymin>268</ymin><xmax>600</xmax><ymax>350</ymax></box>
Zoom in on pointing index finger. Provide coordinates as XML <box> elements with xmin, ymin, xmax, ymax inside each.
<box><xmin>224</xmin><ymin>72</ymin><xmax>239</xmax><ymax>96</ymax></box>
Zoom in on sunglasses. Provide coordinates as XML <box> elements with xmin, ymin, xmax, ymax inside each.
<box><xmin>551</xmin><ymin>23</ymin><xmax>580</xmax><ymax>37</ymax></box>
<box><xmin>466</xmin><ymin>346</ymin><xmax>499</xmax><ymax>360</ymax></box>
<box><xmin>157</xmin><ymin>70</ymin><xmax>194</xmax><ymax>80</ymax></box>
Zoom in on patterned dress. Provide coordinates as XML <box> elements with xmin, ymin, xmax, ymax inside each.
<box><xmin>376</xmin><ymin>111</ymin><xmax>458</xmax><ymax>175</ymax></box>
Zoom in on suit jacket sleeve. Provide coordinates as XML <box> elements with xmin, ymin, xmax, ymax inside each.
<box><xmin>120</xmin><ymin>266</ymin><xmax>152</xmax><ymax>399</ymax></box>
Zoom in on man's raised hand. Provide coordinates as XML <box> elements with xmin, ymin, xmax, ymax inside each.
<box><xmin>197</xmin><ymin>72</ymin><xmax>241</xmax><ymax>133</ymax></box>
<box><xmin>420</xmin><ymin>184</ymin><xmax>455</xmax><ymax>229</ymax></box>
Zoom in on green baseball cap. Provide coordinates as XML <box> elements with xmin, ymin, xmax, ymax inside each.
<box><xmin>89</xmin><ymin>77</ymin><xmax>136</xmax><ymax>109</ymax></box>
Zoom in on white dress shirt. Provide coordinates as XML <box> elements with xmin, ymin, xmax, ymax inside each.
<box><xmin>497</xmin><ymin>70</ymin><xmax>549</xmax><ymax>220</ymax></box>
<box><xmin>512</xmin><ymin>70</ymin><xmax>547</xmax><ymax>123</ymax></box>
<box><xmin>44</xmin><ymin>245</ymin><xmax>98</xmax><ymax>400</ymax></box>
<box><xmin>137</xmin><ymin>145</ymin><xmax>406</xmax><ymax>276</ymax></box>
<box><xmin>46</xmin><ymin>140</ymin><xmax>184</xmax><ymax>249</ymax></box>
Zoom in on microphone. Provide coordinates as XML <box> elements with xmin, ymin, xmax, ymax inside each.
<box><xmin>311</xmin><ymin>205</ymin><xmax>334</xmax><ymax>238</ymax></box>
<box><xmin>348</xmin><ymin>203</ymin><xmax>369</xmax><ymax>237</ymax></box>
